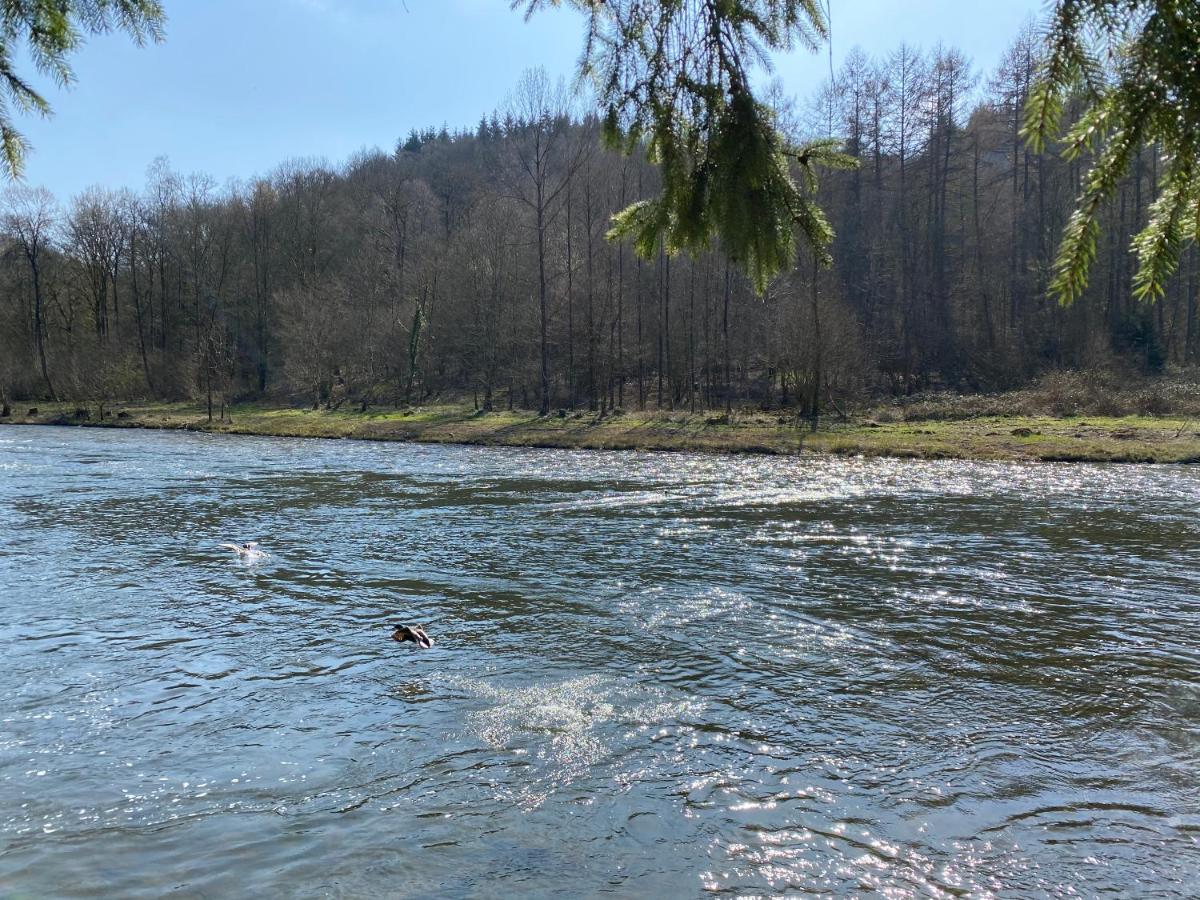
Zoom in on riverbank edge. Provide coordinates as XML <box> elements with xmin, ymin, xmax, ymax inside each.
<box><xmin>3</xmin><ymin>403</ymin><xmax>1200</xmax><ymax>463</ymax></box>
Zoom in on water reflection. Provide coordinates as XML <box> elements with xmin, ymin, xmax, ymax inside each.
<box><xmin>1</xmin><ymin>427</ymin><xmax>1198</xmax><ymax>896</ymax></box>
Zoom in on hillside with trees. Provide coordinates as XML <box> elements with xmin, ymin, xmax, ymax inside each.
<box><xmin>2</xmin><ymin>33</ymin><xmax>1196</xmax><ymax>422</ymax></box>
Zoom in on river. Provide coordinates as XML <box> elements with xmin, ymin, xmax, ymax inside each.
<box><xmin>1</xmin><ymin>426</ymin><xmax>1198</xmax><ymax>896</ymax></box>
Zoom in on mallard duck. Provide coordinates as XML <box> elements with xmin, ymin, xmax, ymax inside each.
<box><xmin>391</xmin><ymin>623</ymin><xmax>433</xmax><ymax>649</ymax></box>
<box><xmin>220</xmin><ymin>541</ymin><xmax>264</xmax><ymax>559</ymax></box>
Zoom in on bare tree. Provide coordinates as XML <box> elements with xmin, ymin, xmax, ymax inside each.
<box><xmin>503</xmin><ymin>68</ymin><xmax>585</xmax><ymax>415</ymax></box>
<box><xmin>2</xmin><ymin>186</ymin><xmax>59</xmax><ymax>398</ymax></box>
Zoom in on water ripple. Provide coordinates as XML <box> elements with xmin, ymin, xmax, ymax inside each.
<box><xmin>1</xmin><ymin>427</ymin><xmax>1198</xmax><ymax>896</ymax></box>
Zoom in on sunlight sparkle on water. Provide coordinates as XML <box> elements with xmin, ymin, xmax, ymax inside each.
<box><xmin>0</xmin><ymin>429</ymin><xmax>1198</xmax><ymax>895</ymax></box>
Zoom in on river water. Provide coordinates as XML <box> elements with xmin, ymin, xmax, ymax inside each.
<box><xmin>1</xmin><ymin>426</ymin><xmax>1198</xmax><ymax>897</ymax></box>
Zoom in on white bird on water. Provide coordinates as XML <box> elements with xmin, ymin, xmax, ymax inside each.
<box><xmin>220</xmin><ymin>541</ymin><xmax>267</xmax><ymax>561</ymax></box>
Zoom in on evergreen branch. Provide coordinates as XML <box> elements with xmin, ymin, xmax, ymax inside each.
<box><xmin>0</xmin><ymin>0</ymin><xmax>164</xmax><ymax>177</ymax></box>
<box><xmin>1132</xmin><ymin>156</ymin><xmax>1196</xmax><ymax>300</ymax></box>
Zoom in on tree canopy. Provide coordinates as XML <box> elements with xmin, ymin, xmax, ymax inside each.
<box><xmin>0</xmin><ymin>0</ymin><xmax>164</xmax><ymax>177</ymax></box>
<box><xmin>517</xmin><ymin>0</ymin><xmax>854</xmax><ymax>292</ymax></box>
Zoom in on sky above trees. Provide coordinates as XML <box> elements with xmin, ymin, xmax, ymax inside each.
<box><xmin>13</xmin><ymin>0</ymin><xmax>1040</xmax><ymax>198</ymax></box>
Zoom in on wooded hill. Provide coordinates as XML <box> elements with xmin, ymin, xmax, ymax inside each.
<box><xmin>2</xmin><ymin>29</ymin><xmax>1196</xmax><ymax>419</ymax></box>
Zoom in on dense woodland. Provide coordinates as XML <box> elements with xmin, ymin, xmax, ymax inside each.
<box><xmin>2</xmin><ymin>29</ymin><xmax>1198</xmax><ymax>420</ymax></box>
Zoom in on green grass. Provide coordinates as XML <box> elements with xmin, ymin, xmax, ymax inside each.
<box><xmin>4</xmin><ymin>401</ymin><xmax>1200</xmax><ymax>463</ymax></box>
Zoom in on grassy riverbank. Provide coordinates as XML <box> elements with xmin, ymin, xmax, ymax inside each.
<box><xmin>4</xmin><ymin>400</ymin><xmax>1200</xmax><ymax>463</ymax></box>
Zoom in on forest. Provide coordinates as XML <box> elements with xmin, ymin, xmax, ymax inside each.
<box><xmin>2</xmin><ymin>26</ymin><xmax>1196</xmax><ymax>421</ymax></box>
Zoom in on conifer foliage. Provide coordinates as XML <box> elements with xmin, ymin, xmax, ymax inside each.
<box><xmin>517</xmin><ymin>0</ymin><xmax>855</xmax><ymax>292</ymax></box>
<box><xmin>1023</xmin><ymin>0</ymin><xmax>1200</xmax><ymax>303</ymax></box>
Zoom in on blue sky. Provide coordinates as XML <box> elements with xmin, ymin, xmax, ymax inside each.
<box><xmin>14</xmin><ymin>0</ymin><xmax>1044</xmax><ymax>199</ymax></box>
